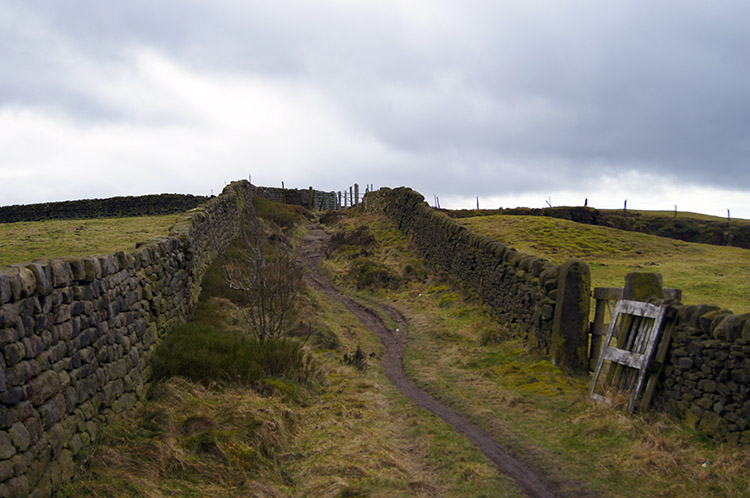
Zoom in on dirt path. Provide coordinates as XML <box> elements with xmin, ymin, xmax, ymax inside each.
<box><xmin>300</xmin><ymin>225</ymin><xmax>569</xmax><ymax>498</ymax></box>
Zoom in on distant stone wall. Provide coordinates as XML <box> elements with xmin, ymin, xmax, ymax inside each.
<box><xmin>0</xmin><ymin>181</ymin><xmax>252</xmax><ymax>497</ymax></box>
<box><xmin>254</xmin><ymin>186</ymin><xmax>338</xmax><ymax>210</ymax></box>
<box><xmin>363</xmin><ymin>188</ymin><xmax>590</xmax><ymax>363</ymax></box>
<box><xmin>653</xmin><ymin>305</ymin><xmax>750</xmax><ymax>445</ymax></box>
<box><xmin>0</xmin><ymin>194</ymin><xmax>210</xmax><ymax>223</ymax></box>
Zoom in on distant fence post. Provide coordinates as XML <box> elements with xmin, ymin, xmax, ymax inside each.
<box><xmin>354</xmin><ymin>184</ymin><xmax>359</xmax><ymax>206</ymax></box>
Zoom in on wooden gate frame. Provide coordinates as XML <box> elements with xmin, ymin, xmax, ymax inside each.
<box><xmin>589</xmin><ymin>299</ymin><xmax>667</xmax><ymax>413</ymax></box>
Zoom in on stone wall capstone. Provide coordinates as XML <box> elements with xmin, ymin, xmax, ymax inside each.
<box><xmin>0</xmin><ymin>180</ymin><xmax>253</xmax><ymax>497</ymax></box>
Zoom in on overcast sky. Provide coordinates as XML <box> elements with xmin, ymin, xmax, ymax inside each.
<box><xmin>1</xmin><ymin>1</ymin><xmax>749</xmax><ymax>217</ymax></box>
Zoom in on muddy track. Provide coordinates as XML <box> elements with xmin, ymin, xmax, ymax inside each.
<box><xmin>300</xmin><ymin>225</ymin><xmax>581</xmax><ymax>498</ymax></box>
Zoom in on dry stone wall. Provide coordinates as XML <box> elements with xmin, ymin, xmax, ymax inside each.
<box><xmin>0</xmin><ymin>181</ymin><xmax>252</xmax><ymax>497</ymax></box>
<box><xmin>254</xmin><ymin>186</ymin><xmax>338</xmax><ymax>210</ymax></box>
<box><xmin>363</xmin><ymin>187</ymin><xmax>576</xmax><ymax>355</ymax></box>
<box><xmin>654</xmin><ymin>305</ymin><xmax>750</xmax><ymax>444</ymax></box>
<box><xmin>0</xmin><ymin>194</ymin><xmax>209</xmax><ymax>223</ymax></box>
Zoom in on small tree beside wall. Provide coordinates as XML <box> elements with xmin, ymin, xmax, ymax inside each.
<box><xmin>205</xmin><ymin>195</ymin><xmax>303</xmax><ymax>342</ymax></box>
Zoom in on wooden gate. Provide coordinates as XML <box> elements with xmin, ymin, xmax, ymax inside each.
<box><xmin>589</xmin><ymin>299</ymin><xmax>667</xmax><ymax>413</ymax></box>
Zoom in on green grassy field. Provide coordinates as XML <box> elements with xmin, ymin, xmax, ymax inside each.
<box><xmin>0</xmin><ymin>215</ymin><xmax>177</xmax><ymax>267</ymax></box>
<box><xmin>457</xmin><ymin>214</ymin><xmax>750</xmax><ymax>314</ymax></box>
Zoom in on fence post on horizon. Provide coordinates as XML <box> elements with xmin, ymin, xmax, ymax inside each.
<box><xmin>728</xmin><ymin>209</ymin><xmax>731</xmax><ymax>221</ymax></box>
<box><xmin>354</xmin><ymin>184</ymin><xmax>359</xmax><ymax>205</ymax></box>
<box><xmin>476</xmin><ymin>197</ymin><xmax>479</xmax><ymax>210</ymax></box>
<box><xmin>624</xmin><ymin>199</ymin><xmax>627</xmax><ymax>213</ymax></box>
<box><xmin>308</xmin><ymin>186</ymin><xmax>314</xmax><ymax>209</ymax></box>
<box><xmin>282</xmin><ymin>181</ymin><xmax>286</xmax><ymax>203</ymax></box>
<box><xmin>338</xmin><ymin>191</ymin><xmax>342</xmax><ymax>208</ymax></box>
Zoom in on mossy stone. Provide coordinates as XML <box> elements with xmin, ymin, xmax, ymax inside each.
<box><xmin>623</xmin><ymin>271</ymin><xmax>664</xmax><ymax>302</ymax></box>
<box><xmin>551</xmin><ymin>259</ymin><xmax>591</xmax><ymax>373</ymax></box>
<box><xmin>699</xmin><ymin>412</ymin><xmax>728</xmax><ymax>439</ymax></box>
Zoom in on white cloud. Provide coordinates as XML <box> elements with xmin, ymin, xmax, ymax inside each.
<box><xmin>1</xmin><ymin>0</ymin><xmax>749</xmax><ymax>217</ymax></box>
<box><xmin>0</xmin><ymin>48</ymin><xmax>410</xmax><ymax>204</ymax></box>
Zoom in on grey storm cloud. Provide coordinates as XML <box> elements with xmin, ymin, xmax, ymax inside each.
<box><xmin>1</xmin><ymin>0</ymin><xmax>749</xmax><ymax>205</ymax></box>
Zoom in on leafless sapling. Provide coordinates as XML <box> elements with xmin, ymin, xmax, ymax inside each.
<box><xmin>205</xmin><ymin>196</ymin><xmax>303</xmax><ymax>342</ymax></box>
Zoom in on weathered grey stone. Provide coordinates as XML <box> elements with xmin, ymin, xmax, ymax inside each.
<box><xmin>81</xmin><ymin>257</ymin><xmax>102</xmax><ymax>282</ymax></box>
<box><xmin>0</xmin><ymin>459</ymin><xmax>13</xmax><ymax>481</ymax></box>
<box><xmin>0</xmin><ymin>272</ymin><xmax>11</xmax><ymax>306</ymax></box>
<box><xmin>713</xmin><ymin>314</ymin><xmax>747</xmax><ymax>341</ymax></box>
<box><xmin>59</xmin><ymin>449</ymin><xmax>75</xmax><ymax>483</ymax></box>
<box><xmin>17</xmin><ymin>268</ymin><xmax>37</xmax><ymax>298</ymax></box>
<box><xmin>4</xmin><ymin>475</ymin><xmax>29</xmax><ymax>497</ymax></box>
<box><xmin>49</xmin><ymin>260</ymin><xmax>73</xmax><ymax>289</ymax></box>
<box><xmin>25</xmin><ymin>263</ymin><xmax>52</xmax><ymax>297</ymax></box>
<box><xmin>699</xmin><ymin>310</ymin><xmax>728</xmax><ymax>334</ymax></box>
<box><xmin>30</xmin><ymin>371</ymin><xmax>61</xmax><ymax>407</ymax></box>
<box><xmin>66</xmin><ymin>258</ymin><xmax>86</xmax><ymax>282</ymax></box>
<box><xmin>66</xmin><ymin>434</ymin><xmax>83</xmax><ymax>456</ymax></box>
<box><xmin>551</xmin><ymin>259</ymin><xmax>590</xmax><ymax>373</ymax></box>
<box><xmin>38</xmin><ymin>400</ymin><xmax>60</xmax><ymax>430</ymax></box>
<box><xmin>0</xmin><ymin>431</ymin><xmax>16</xmax><ymax>459</ymax></box>
<box><xmin>98</xmin><ymin>255</ymin><xmax>118</xmax><ymax>277</ymax></box>
<box><xmin>623</xmin><ymin>271</ymin><xmax>664</xmax><ymax>301</ymax></box>
<box><xmin>0</xmin><ymin>305</ymin><xmax>20</xmax><ymax>332</ymax></box>
<box><xmin>731</xmin><ymin>368</ymin><xmax>750</xmax><ymax>385</ymax></box>
<box><xmin>8</xmin><ymin>423</ymin><xmax>30</xmax><ymax>452</ymax></box>
<box><xmin>3</xmin><ymin>343</ymin><xmax>25</xmax><ymax>367</ymax></box>
<box><xmin>677</xmin><ymin>357</ymin><xmax>694</xmax><ymax>370</ymax></box>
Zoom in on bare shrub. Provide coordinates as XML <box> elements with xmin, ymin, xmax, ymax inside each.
<box><xmin>205</xmin><ymin>196</ymin><xmax>303</xmax><ymax>342</ymax></box>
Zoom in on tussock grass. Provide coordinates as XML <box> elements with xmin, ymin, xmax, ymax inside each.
<box><xmin>0</xmin><ymin>214</ymin><xmax>176</xmax><ymax>267</ymax></box>
<box><xmin>56</xmin><ymin>377</ymin><xmax>297</xmax><ymax>498</ymax></box>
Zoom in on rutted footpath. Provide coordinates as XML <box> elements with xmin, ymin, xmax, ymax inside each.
<box><xmin>300</xmin><ymin>225</ymin><xmax>588</xmax><ymax>498</ymax></box>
